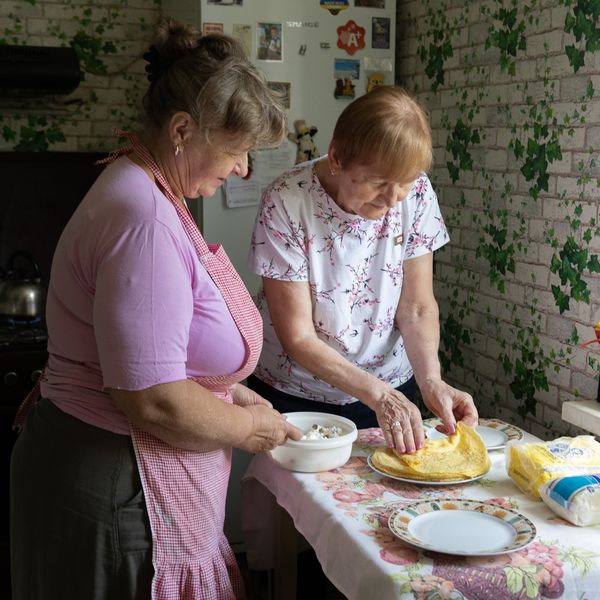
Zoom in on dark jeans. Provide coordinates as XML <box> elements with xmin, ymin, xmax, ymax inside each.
<box><xmin>247</xmin><ymin>374</ymin><xmax>417</xmax><ymax>429</ymax></box>
<box><xmin>10</xmin><ymin>398</ymin><xmax>153</xmax><ymax>600</ymax></box>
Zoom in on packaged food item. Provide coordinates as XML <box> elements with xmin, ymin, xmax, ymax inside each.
<box><xmin>540</xmin><ymin>474</ymin><xmax>600</xmax><ymax>526</ymax></box>
<box><xmin>506</xmin><ymin>435</ymin><xmax>600</xmax><ymax>499</ymax></box>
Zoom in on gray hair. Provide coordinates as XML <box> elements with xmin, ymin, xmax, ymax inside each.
<box><xmin>142</xmin><ymin>17</ymin><xmax>286</xmax><ymax>147</ymax></box>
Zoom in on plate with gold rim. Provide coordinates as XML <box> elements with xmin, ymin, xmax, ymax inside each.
<box><xmin>366</xmin><ymin>454</ymin><xmax>488</xmax><ymax>486</ymax></box>
<box><xmin>423</xmin><ymin>418</ymin><xmax>524</xmax><ymax>451</ymax></box>
<box><xmin>388</xmin><ymin>499</ymin><xmax>536</xmax><ymax>556</ymax></box>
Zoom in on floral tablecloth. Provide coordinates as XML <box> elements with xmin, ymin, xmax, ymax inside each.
<box><xmin>241</xmin><ymin>427</ymin><xmax>600</xmax><ymax>600</ymax></box>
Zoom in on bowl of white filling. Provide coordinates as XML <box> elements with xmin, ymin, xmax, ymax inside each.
<box><xmin>269</xmin><ymin>412</ymin><xmax>358</xmax><ymax>472</ymax></box>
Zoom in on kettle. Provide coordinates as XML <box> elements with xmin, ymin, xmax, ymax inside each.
<box><xmin>0</xmin><ymin>251</ymin><xmax>47</xmax><ymax>319</ymax></box>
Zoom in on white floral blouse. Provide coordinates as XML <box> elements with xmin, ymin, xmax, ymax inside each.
<box><xmin>247</xmin><ymin>160</ymin><xmax>449</xmax><ymax>405</ymax></box>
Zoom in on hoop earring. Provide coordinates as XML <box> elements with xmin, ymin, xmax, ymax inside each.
<box><xmin>174</xmin><ymin>144</ymin><xmax>182</xmax><ymax>157</ymax></box>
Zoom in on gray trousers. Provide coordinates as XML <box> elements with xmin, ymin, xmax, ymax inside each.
<box><xmin>10</xmin><ymin>398</ymin><xmax>153</xmax><ymax>600</ymax></box>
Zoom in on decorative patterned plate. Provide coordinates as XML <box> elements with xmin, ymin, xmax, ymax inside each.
<box><xmin>388</xmin><ymin>499</ymin><xmax>536</xmax><ymax>556</ymax></box>
<box><xmin>424</xmin><ymin>418</ymin><xmax>524</xmax><ymax>451</ymax></box>
<box><xmin>367</xmin><ymin>454</ymin><xmax>488</xmax><ymax>486</ymax></box>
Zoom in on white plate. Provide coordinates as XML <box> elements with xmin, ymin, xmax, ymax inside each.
<box><xmin>367</xmin><ymin>454</ymin><xmax>488</xmax><ymax>485</ymax></box>
<box><xmin>424</xmin><ymin>418</ymin><xmax>524</xmax><ymax>451</ymax></box>
<box><xmin>388</xmin><ymin>499</ymin><xmax>536</xmax><ymax>556</ymax></box>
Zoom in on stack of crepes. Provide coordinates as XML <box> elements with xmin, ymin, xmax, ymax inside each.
<box><xmin>371</xmin><ymin>422</ymin><xmax>491</xmax><ymax>481</ymax></box>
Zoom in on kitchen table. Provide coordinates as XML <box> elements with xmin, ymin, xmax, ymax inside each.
<box><xmin>241</xmin><ymin>426</ymin><xmax>600</xmax><ymax>600</ymax></box>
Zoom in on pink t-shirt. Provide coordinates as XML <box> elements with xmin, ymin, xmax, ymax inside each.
<box><xmin>41</xmin><ymin>156</ymin><xmax>245</xmax><ymax>435</ymax></box>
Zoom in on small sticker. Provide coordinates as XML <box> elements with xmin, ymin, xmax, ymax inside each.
<box><xmin>337</xmin><ymin>20</ymin><xmax>366</xmax><ymax>56</ymax></box>
<box><xmin>355</xmin><ymin>0</ymin><xmax>385</xmax><ymax>7</ymax></box>
<box><xmin>320</xmin><ymin>0</ymin><xmax>349</xmax><ymax>16</ymax></box>
<box><xmin>232</xmin><ymin>24</ymin><xmax>252</xmax><ymax>57</ymax></box>
<box><xmin>286</xmin><ymin>21</ymin><xmax>319</xmax><ymax>28</ymax></box>
<box><xmin>202</xmin><ymin>22</ymin><xmax>224</xmax><ymax>35</ymax></box>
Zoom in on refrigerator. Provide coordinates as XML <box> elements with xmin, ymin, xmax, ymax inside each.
<box><xmin>198</xmin><ymin>0</ymin><xmax>397</xmax><ymax>551</ymax></box>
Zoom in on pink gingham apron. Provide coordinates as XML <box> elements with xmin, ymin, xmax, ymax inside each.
<box><xmin>15</xmin><ymin>131</ymin><xmax>262</xmax><ymax>600</ymax></box>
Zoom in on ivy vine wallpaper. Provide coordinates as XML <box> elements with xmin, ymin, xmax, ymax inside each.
<box><xmin>397</xmin><ymin>0</ymin><xmax>600</xmax><ymax>437</ymax></box>
<box><xmin>0</xmin><ymin>0</ymin><xmax>160</xmax><ymax>151</ymax></box>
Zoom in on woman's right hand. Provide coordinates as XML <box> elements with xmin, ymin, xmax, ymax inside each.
<box><xmin>373</xmin><ymin>387</ymin><xmax>425</xmax><ymax>454</ymax></box>
<box><xmin>238</xmin><ymin>405</ymin><xmax>303</xmax><ymax>454</ymax></box>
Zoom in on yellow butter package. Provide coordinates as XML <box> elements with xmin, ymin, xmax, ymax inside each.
<box><xmin>506</xmin><ymin>435</ymin><xmax>600</xmax><ymax>499</ymax></box>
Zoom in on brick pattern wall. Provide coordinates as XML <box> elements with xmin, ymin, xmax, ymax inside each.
<box><xmin>396</xmin><ymin>0</ymin><xmax>600</xmax><ymax>438</ymax></box>
<box><xmin>0</xmin><ymin>0</ymin><xmax>161</xmax><ymax>151</ymax></box>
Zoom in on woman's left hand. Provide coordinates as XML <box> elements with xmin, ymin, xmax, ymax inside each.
<box><xmin>231</xmin><ymin>383</ymin><xmax>273</xmax><ymax>408</ymax></box>
<box><xmin>419</xmin><ymin>378</ymin><xmax>478</xmax><ymax>435</ymax></box>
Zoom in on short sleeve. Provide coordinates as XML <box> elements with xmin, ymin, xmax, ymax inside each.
<box><xmin>247</xmin><ymin>187</ymin><xmax>310</xmax><ymax>281</ymax></box>
<box><xmin>93</xmin><ymin>220</ymin><xmax>192</xmax><ymax>390</ymax></box>
<box><xmin>404</xmin><ymin>176</ymin><xmax>450</xmax><ymax>259</ymax></box>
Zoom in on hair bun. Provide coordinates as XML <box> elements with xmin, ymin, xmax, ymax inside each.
<box><xmin>142</xmin><ymin>45</ymin><xmax>174</xmax><ymax>82</ymax></box>
<box><xmin>144</xmin><ymin>17</ymin><xmax>201</xmax><ymax>83</ymax></box>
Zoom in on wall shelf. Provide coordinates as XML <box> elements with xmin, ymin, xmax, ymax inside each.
<box><xmin>562</xmin><ymin>400</ymin><xmax>600</xmax><ymax>437</ymax></box>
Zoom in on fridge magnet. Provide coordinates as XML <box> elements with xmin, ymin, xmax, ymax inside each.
<box><xmin>363</xmin><ymin>56</ymin><xmax>393</xmax><ymax>72</ymax></box>
<box><xmin>288</xmin><ymin>120</ymin><xmax>319</xmax><ymax>164</ymax></box>
<box><xmin>334</xmin><ymin>58</ymin><xmax>360</xmax><ymax>80</ymax></box>
<box><xmin>334</xmin><ymin>78</ymin><xmax>355</xmax><ymax>99</ymax></box>
<box><xmin>366</xmin><ymin>72</ymin><xmax>386</xmax><ymax>92</ymax></box>
<box><xmin>202</xmin><ymin>22</ymin><xmax>224</xmax><ymax>35</ymax></box>
<box><xmin>208</xmin><ymin>0</ymin><xmax>243</xmax><ymax>5</ymax></box>
<box><xmin>337</xmin><ymin>20</ymin><xmax>366</xmax><ymax>56</ymax></box>
<box><xmin>334</xmin><ymin>58</ymin><xmax>359</xmax><ymax>99</ymax></box>
<box><xmin>371</xmin><ymin>17</ymin><xmax>390</xmax><ymax>49</ymax></box>
<box><xmin>355</xmin><ymin>0</ymin><xmax>385</xmax><ymax>7</ymax></box>
<box><xmin>232</xmin><ymin>24</ymin><xmax>252</xmax><ymax>56</ymax></box>
<box><xmin>320</xmin><ymin>0</ymin><xmax>349</xmax><ymax>16</ymax></box>
<box><xmin>267</xmin><ymin>81</ymin><xmax>291</xmax><ymax>109</ymax></box>
<box><xmin>257</xmin><ymin>22</ymin><xmax>282</xmax><ymax>61</ymax></box>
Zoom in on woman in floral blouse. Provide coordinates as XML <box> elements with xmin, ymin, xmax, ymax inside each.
<box><xmin>247</xmin><ymin>86</ymin><xmax>478</xmax><ymax>454</ymax></box>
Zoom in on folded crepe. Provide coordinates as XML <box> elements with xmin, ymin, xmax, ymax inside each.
<box><xmin>371</xmin><ymin>422</ymin><xmax>490</xmax><ymax>481</ymax></box>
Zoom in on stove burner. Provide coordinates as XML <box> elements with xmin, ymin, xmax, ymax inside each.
<box><xmin>0</xmin><ymin>316</ymin><xmax>47</xmax><ymax>350</ymax></box>
<box><xmin>2</xmin><ymin>315</ymin><xmax>44</xmax><ymax>327</ymax></box>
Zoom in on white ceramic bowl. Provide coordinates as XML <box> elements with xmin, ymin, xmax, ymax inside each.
<box><xmin>269</xmin><ymin>412</ymin><xmax>358</xmax><ymax>473</ymax></box>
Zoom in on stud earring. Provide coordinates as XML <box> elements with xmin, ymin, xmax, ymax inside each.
<box><xmin>174</xmin><ymin>144</ymin><xmax>182</xmax><ymax>157</ymax></box>
<box><xmin>330</xmin><ymin>168</ymin><xmax>337</xmax><ymax>176</ymax></box>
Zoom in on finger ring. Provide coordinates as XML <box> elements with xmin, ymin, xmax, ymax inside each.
<box><xmin>390</xmin><ymin>420</ymin><xmax>402</xmax><ymax>430</ymax></box>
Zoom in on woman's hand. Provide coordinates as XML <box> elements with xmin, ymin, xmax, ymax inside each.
<box><xmin>238</xmin><ymin>404</ymin><xmax>303</xmax><ymax>454</ymax></box>
<box><xmin>231</xmin><ymin>383</ymin><xmax>272</xmax><ymax>408</ymax></box>
<box><xmin>420</xmin><ymin>378</ymin><xmax>478</xmax><ymax>435</ymax></box>
<box><xmin>373</xmin><ymin>388</ymin><xmax>425</xmax><ymax>454</ymax></box>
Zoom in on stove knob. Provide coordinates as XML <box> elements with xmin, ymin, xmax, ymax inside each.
<box><xmin>31</xmin><ymin>369</ymin><xmax>43</xmax><ymax>383</ymax></box>
<box><xmin>4</xmin><ymin>371</ymin><xmax>18</xmax><ymax>386</ymax></box>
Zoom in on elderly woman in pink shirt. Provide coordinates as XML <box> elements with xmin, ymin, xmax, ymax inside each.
<box><xmin>10</xmin><ymin>17</ymin><xmax>300</xmax><ymax>600</ymax></box>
